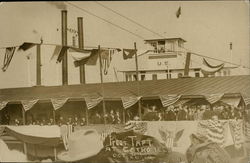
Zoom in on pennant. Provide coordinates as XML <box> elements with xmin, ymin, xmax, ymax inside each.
<box><xmin>0</xmin><ymin>101</ymin><xmax>8</xmax><ymax>110</ymax></box>
<box><xmin>21</xmin><ymin>99</ymin><xmax>39</xmax><ymax>112</ymax></box>
<box><xmin>51</xmin><ymin>98</ymin><xmax>68</xmax><ymax>110</ymax></box>
<box><xmin>176</xmin><ymin>6</ymin><xmax>181</xmax><ymax>18</ymax></box>
<box><xmin>121</xmin><ymin>96</ymin><xmax>141</xmax><ymax>109</ymax></box>
<box><xmin>123</xmin><ymin>49</ymin><xmax>136</xmax><ymax>59</ymax></box>
<box><xmin>160</xmin><ymin>95</ymin><xmax>181</xmax><ymax>107</ymax></box>
<box><xmin>73</xmin><ymin>49</ymin><xmax>99</xmax><ymax>67</ymax></box>
<box><xmin>205</xmin><ymin>94</ymin><xmax>224</xmax><ymax>104</ymax></box>
<box><xmin>18</xmin><ymin>42</ymin><xmax>36</xmax><ymax>51</ymax></box>
<box><xmin>84</xmin><ymin>96</ymin><xmax>103</xmax><ymax>110</ymax></box>
<box><xmin>2</xmin><ymin>47</ymin><xmax>16</xmax><ymax>72</ymax></box>
<box><xmin>201</xmin><ymin>58</ymin><xmax>224</xmax><ymax>75</ymax></box>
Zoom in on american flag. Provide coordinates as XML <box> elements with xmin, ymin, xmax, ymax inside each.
<box><xmin>160</xmin><ymin>95</ymin><xmax>181</xmax><ymax>107</ymax></box>
<box><xmin>198</xmin><ymin>120</ymin><xmax>226</xmax><ymax>147</ymax></box>
<box><xmin>243</xmin><ymin>96</ymin><xmax>250</xmax><ymax>106</ymax></box>
<box><xmin>121</xmin><ymin>96</ymin><xmax>141</xmax><ymax>109</ymax></box>
<box><xmin>229</xmin><ymin>120</ymin><xmax>244</xmax><ymax>149</ymax></box>
<box><xmin>101</xmin><ymin>49</ymin><xmax>115</xmax><ymax>75</ymax></box>
<box><xmin>21</xmin><ymin>99</ymin><xmax>39</xmax><ymax>112</ymax></box>
<box><xmin>2</xmin><ymin>47</ymin><xmax>16</xmax><ymax>72</ymax></box>
<box><xmin>205</xmin><ymin>94</ymin><xmax>224</xmax><ymax>104</ymax></box>
<box><xmin>84</xmin><ymin>96</ymin><xmax>103</xmax><ymax>110</ymax></box>
<box><xmin>124</xmin><ymin>121</ymin><xmax>147</xmax><ymax>134</ymax></box>
<box><xmin>51</xmin><ymin>98</ymin><xmax>68</xmax><ymax>110</ymax></box>
<box><xmin>243</xmin><ymin>119</ymin><xmax>250</xmax><ymax>142</ymax></box>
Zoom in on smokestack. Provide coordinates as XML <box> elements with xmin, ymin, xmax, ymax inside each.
<box><xmin>78</xmin><ymin>17</ymin><xmax>85</xmax><ymax>84</ymax></box>
<box><xmin>184</xmin><ymin>52</ymin><xmax>191</xmax><ymax>77</ymax></box>
<box><xmin>61</xmin><ymin>10</ymin><xmax>68</xmax><ymax>85</ymax></box>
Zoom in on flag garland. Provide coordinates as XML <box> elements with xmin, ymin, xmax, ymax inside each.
<box><xmin>121</xmin><ymin>96</ymin><xmax>141</xmax><ymax>109</ymax></box>
<box><xmin>2</xmin><ymin>47</ymin><xmax>16</xmax><ymax>72</ymax></box>
<box><xmin>84</xmin><ymin>96</ymin><xmax>103</xmax><ymax>110</ymax></box>
<box><xmin>51</xmin><ymin>98</ymin><xmax>68</xmax><ymax>110</ymax></box>
<box><xmin>205</xmin><ymin>94</ymin><xmax>224</xmax><ymax>104</ymax></box>
<box><xmin>21</xmin><ymin>99</ymin><xmax>39</xmax><ymax>112</ymax></box>
<box><xmin>123</xmin><ymin>49</ymin><xmax>136</xmax><ymax>60</ymax></box>
<box><xmin>159</xmin><ymin>95</ymin><xmax>181</xmax><ymax>107</ymax></box>
<box><xmin>0</xmin><ymin>101</ymin><xmax>8</xmax><ymax>110</ymax></box>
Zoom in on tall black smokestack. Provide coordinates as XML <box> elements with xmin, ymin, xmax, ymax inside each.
<box><xmin>61</xmin><ymin>10</ymin><xmax>68</xmax><ymax>85</ymax></box>
<box><xmin>78</xmin><ymin>17</ymin><xmax>85</xmax><ymax>84</ymax></box>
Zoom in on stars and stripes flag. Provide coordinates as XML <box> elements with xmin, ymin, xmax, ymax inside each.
<box><xmin>243</xmin><ymin>119</ymin><xmax>250</xmax><ymax>142</ymax></box>
<box><xmin>229</xmin><ymin>120</ymin><xmax>244</xmax><ymax>149</ymax></box>
<box><xmin>100</xmin><ymin>49</ymin><xmax>117</xmax><ymax>75</ymax></box>
<box><xmin>51</xmin><ymin>98</ymin><xmax>68</xmax><ymax>110</ymax></box>
<box><xmin>242</xmin><ymin>96</ymin><xmax>250</xmax><ymax>106</ymax></box>
<box><xmin>2</xmin><ymin>47</ymin><xmax>16</xmax><ymax>72</ymax></box>
<box><xmin>198</xmin><ymin>120</ymin><xmax>226</xmax><ymax>147</ymax></box>
<box><xmin>205</xmin><ymin>94</ymin><xmax>224</xmax><ymax>104</ymax></box>
<box><xmin>123</xmin><ymin>49</ymin><xmax>136</xmax><ymax>59</ymax></box>
<box><xmin>121</xmin><ymin>96</ymin><xmax>141</xmax><ymax>109</ymax></box>
<box><xmin>84</xmin><ymin>96</ymin><xmax>103</xmax><ymax>110</ymax></box>
<box><xmin>0</xmin><ymin>101</ymin><xmax>8</xmax><ymax>110</ymax></box>
<box><xmin>160</xmin><ymin>95</ymin><xmax>181</xmax><ymax>107</ymax></box>
<box><xmin>60</xmin><ymin>125</ymin><xmax>73</xmax><ymax>150</ymax></box>
<box><xmin>21</xmin><ymin>99</ymin><xmax>39</xmax><ymax>112</ymax></box>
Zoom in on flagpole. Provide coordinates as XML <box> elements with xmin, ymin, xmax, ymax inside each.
<box><xmin>98</xmin><ymin>45</ymin><xmax>107</xmax><ymax>124</ymax></box>
<box><xmin>134</xmin><ymin>42</ymin><xmax>142</xmax><ymax>120</ymax></box>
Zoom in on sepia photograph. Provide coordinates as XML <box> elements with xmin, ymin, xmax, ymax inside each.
<box><xmin>0</xmin><ymin>1</ymin><xmax>249</xmax><ymax>163</ymax></box>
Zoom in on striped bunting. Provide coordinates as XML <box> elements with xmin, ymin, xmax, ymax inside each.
<box><xmin>243</xmin><ymin>119</ymin><xmax>250</xmax><ymax>142</ymax></box>
<box><xmin>124</xmin><ymin>121</ymin><xmax>147</xmax><ymax>134</ymax></box>
<box><xmin>229</xmin><ymin>120</ymin><xmax>244</xmax><ymax>149</ymax></box>
<box><xmin>0</xmin><ymin>101</ymin><xmax>8</xmax><ymax>110</ymax></box>
<box><xmin>243</xmin><ymin>96</ymin><xmax>250</xmax><ymax>106</ymax></box>
<box><xmin>160</xmin><ymin>95</ymin><xmax>181</xmax><ymax>107</ymax></box>
<box><xmin>121</xmin><ymin>96</ymin><xmax>141</xmax><ymax>109</ymax></box>
<box><xmin>84</xmin><ymin>96</ymin><xmax>103</xmax><ymax>110</ymax></box>
<box><xmin>205</xmin><ymin>94</ymin><xmax>224</xmax><ymax>104</ymax></box>
<box><xmin>21</xmin><ymin>99</ymin><xmax>39</xmax><ymax>112</ymax></box>
<box><xmin>198</xmin><ymin>120</ymin><xmax>226</xmax><ymax>147</ymax></box>
<box><xmin>51</xmin><ymin>98</ymin><xmax>68</xmax><ymax>110</ymax></box>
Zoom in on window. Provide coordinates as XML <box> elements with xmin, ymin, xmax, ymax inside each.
<box><xmin>152</xmin><ymin>74</ymin><xmax>157</xmax><ymax>80</ymax></box>
<box><xmin>166</xmin><ymin>70</ymin><xmax>172</xmax><ymax>79</ymax></box>
<box><xmin>227</xmin><ymin>69</ymin><xmax>231</xmax><ymax>76</ymax></box>
<box><xmin>223</xmin><ymin>70</ymin><xmax>227</xmax><ymax>76</ymax></box>
<box><xmin>126</xmin><ymin>74</ymin><xmax>132</xmax><ymax>82</ymax></box>
<box><xmin>157</xmin><ymin>41</ymin><xmax>165</xmax><ymax>53</ymax></box>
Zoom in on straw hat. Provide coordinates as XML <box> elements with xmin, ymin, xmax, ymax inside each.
<box><xmin>57</xmin><ymin>129</ymin><xmax>103</xmax><ymax>162</ymax></box>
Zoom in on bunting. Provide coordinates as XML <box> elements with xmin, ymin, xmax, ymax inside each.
<box><xmin>205</xmin><ymin>94</ymin><xmax>224</xmax><ymax>104</ymax></box>
<box><xmin>51</xmin><ymin>98</ymin><xmax>68</xmax><ymax>110</ymax></box>
<box><xmin>242</xmin><ymin>95</ymin><xmax>250</xmax><ymax>106</ymax></box>
<box><xmin>201</xmin><ymin>58</ymin><xmax>224</xmax><ymax>75</ymax></box>
<box><xmin>160</xmin><ymin>95</ymin><xmax>181</xmax><ymax>107</ymax></box>
<box><xmin>123</xmin><ymin>49</ymin><xmax>136</xmax><ymax>59</ymax></box>
<box><xmin>229</xmin><ymin>120</ymin><xmax>244</xmax><ymax>149</ymax></box>
<box><xmin>73</xmin><ymin>49</ymin><xmax>99</xmax><ymax>67</ymax></box>
<box><xmin>84</xmin><ymin>96</ymin><xmax>103</xmax><ymax>110</ymax></box>
<box><xmin>50</xmin><ymin>45</ymin><xmax>69</xmax><ymax>62</ymax></box>
<box><xmin>0</xmin><ymin>101</ymin><xmax>8</xmax><ymax>110</ymax></box>
<box><xmin>2</xmin><ymin>47</ymin><xmax>16</xmax><ymax>72</ymax></box>
<box><xmin>18</xmin><ymin>42</ymin><xmax>37</xmax><ymax>51</ymax></box>
<box><xmin>121</xmin><ymin>96</ymin><xmax>141</xmax><ymax>109</ymax></box>
<box><xmin>21</xmin><ymin>99</ymin><xmax>39</xmax><ymax>112</ymax></box>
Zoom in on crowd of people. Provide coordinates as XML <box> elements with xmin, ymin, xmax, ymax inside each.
<box><xmin>0</xmin><ymin>104</ymin><xmax>248</xmax><ymax>126</ymax></box>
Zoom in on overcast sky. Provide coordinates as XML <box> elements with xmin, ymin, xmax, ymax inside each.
<box><xmin>0</xmin><ymin>1</ymin><xmax>249</xmax><ymax>88</ymax></box>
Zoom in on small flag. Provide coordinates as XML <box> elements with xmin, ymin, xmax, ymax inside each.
<box><xmin>2</xmin><ymin>47</ymin><xmax>16</xmax><ymax>72</ymax></box>
<box><xmin>84</xmin><ymin>96</ymin><xmax>103</xmax><ymax>110</ymax></box>
<box><xmin>51</xmin><ymin>98</ymin><xmax>68</xmax><ymax>110</ymax></box>
<box><xmin>18</xmin><ymin>42</ymin><xmax>36</xmax><ymax>51</ymax></box>
<box><xmin>121</xmin><ymin>96</ymin><xmax>141</xmax><ymax>109</ymax></box>
<box><xmin>230</xmin><ymin>42</ymin><xmax>233</xmax><ymax>50</ymax></box>
<box><xmin>160</xmin><ymin>95</ymin><xmax>181</xmax><ymax>107</ymax></box>
<box><xmin>123</xmin><ymin>49</ymin><xmax>136</xmax><ymax>59</ymax></box>
<box><xmin>205</xmin><ymin>94</ymin><xmax>224</xmax><ymax>104</ymax></box>
<box><xmin>176</xmin><ymin>6</ymin><xmax>181</xmax><ymax>18</ymax></box>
